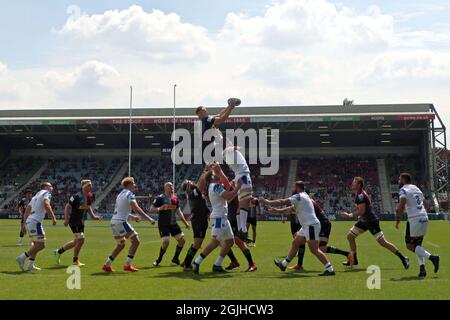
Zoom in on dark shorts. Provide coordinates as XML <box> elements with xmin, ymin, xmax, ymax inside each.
<box><xmin>230</xmin><ymin>219</ymin><xmax>239</xmax><ymax>234</ymax></box>
<box><xmin>247</xmin><ymin>216</ymin><xmax>257</xmax><ymax>226</ymax></box>
<box><xmin>192</xmin><ymin>219</ymin><xmax>208</xmax><ymax>239</ymax></box>
<box><xmin>290</xmin><ymin>222</ymin><xmax>301</xmax><ymax>236</ymax></box>
<box><xmin>69</xmin><ymin>223</ymin><xmax>85</xmax><ymax>234</ymax></box>
<box><xmin>319</xmin><ymin>221</ymin><xmax>332</xmax><ymax>239</ymax></box>
<box><xmin>354</xmin><ymin>219</ymin><xmax>381</xmax><ymax>236</ymax></box>
<box><xmin>159</xmin><ymin>223</ymin><xmax>183</xmax><ymax>238</ymax></box>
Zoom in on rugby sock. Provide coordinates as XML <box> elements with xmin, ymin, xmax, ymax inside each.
<box><xmin>325</xmin><ymin>262</ymin><xmax>334</xmax><ymax>272</ymax></box>
<box><xmin>173</xmin><ymin>245</ymin><xmax>183</xmax><ymax>261</ymax></box>
<box><xmin>19</xmin><ymin>231</ymin><xmax>24</xmax><ymax>238</ymax></box>
<box><xmin>239</xmin><ymin>209</ymin><xmax>249</xmax><ymax>232</ymax></box>
<box><xmin>297</xmin><ymin>245</ymin><xmax>306</xmax><ymax>266</ymax></box>
<box><xmin>194</xmin><ymin>253</ymin><xmax>205</xmax><ymax>265</ymax></box>
<box><xmin>57</xmin><ymin>247</ymin><xmax>66</xmax><ymax>255</ymax></box>
<box><xmin>19</xmin><ymin>252</ymin><xmax>29</xmax><ymax>260</ymax></box>
<box><xmin>105</xmin><ymin>256</ymin><xmax>114</xmax><ymax>266</ymax></box>
<box><xmin>394</xmin><ymin>250</ymin><xmax>407</xmax><ymax>261</ymax></box>
<box><xmin>214</xmin><ymin>255</ymin><xmax>224</xmax><ymax>267</ymax></box>
<box><xmin>415</xmin><ymin>246</ymin><xmax>431</xmax><ymax>259</ymax></box>
<box><xmin>281</xmin><ymin>257</ymin><xmax>291</xmax><ymax>267</ymax></box>
<box><xmin>157</xmin><ymin>247</ymin><xmax>166</xmax><ymax>263</ymax></box>
<box><xmin>183</xmin><ymin>245</ymin><xmax>198</xmax><ymax>266</ymax></box>
<box><xmin>242</xmin><ymin>249</ymin><xmax>254</xmax><ymax>265</ymax></box>
<box><xmin>125</xmin><ymin>255</ymin><xmax>134</xmax><ymax>266</ymax></box>
<box><xmin>416</xmin><ymin>255</ymin><xmax>426</xmax><ymax>266</ymax></box>
<box><xmin>73</xmin><ymin>257</ymin><xmax>78</xmax><ymax>263</ymax></box>
<box><xmin>326</xmin><ymin>246</ymin><xmax>349</xmax><ymax>257</ymax></box>
<box><xmin>227</xmin><ymin>249</ymin><xmax>238</xmax><ymax>263</ymax></box>
<box><xmin>28</xmin><ymin>258</ymin><xmax>35</xmax><ymax>269</ymax></box>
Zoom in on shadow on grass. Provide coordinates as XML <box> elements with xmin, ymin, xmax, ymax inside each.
<box><xmin>0</xmin><ymin>245</ymin><xmax>23</xmax><ymax>248</ymax></box>
<box><xmin>150</xmin><ymin>270</ymin><xmax>234</xmax><ymax>282</ymax></box>
<box><xmin>0</xmin><ymin>270</ymin><xmax>29</xmax><ymax>276</ymax></box>
<box><xmin>90</xmin><ymin>271</ymin><xmax>129</xmax><ymax>276</ymax></box>
<box><xmin>44</xmin><ymin>265</ymin><xmax>68</xmax><ymax>270</ymax></box>
<box><xmin>389</xmin><ymin>276</ymin><xmax>439</xmax><ymax>282</ymax></box>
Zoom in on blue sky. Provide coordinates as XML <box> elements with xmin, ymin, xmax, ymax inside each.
<box><xmin>0</xmin><ymin>0</ymin><xmax>449</xmax><ymax>124</ymax></box>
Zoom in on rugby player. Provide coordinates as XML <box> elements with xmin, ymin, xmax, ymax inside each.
<box><xmin>289</xmin><ymin>197</ymin><xmax>351</xmax><ymax>271</ymax></box>
<box><xmin>54</xmin><ymin>179</ymin><xmax>101</xmax><ymax>266</ymax></box>
<box><xmin>180</xmin><ymin>178</ymin><xmax>210</xmax><ymax>270</ymax></box>
<box><xmin>102</xmin><ymin>177</ymin><xmax>155</xmax><ymax>273</ymax></box>
<box><xmin>214</xmin><ymin>165</ymin><xmax>257</xmax><ymax>272</ymax></box>
<box><xmin>262</xmin><ymin>181</ymin><xmax>336</xmax><ymax>276</ymax></box>
<box><xmin>280</xmin><ymin>206</ymin><xmax>304</xmax><ymax>271</ymax></box>
<box><xmin>16</xmin><ymin>182</ymin><xmax>57</xmax><ymax>271</ymax></box>
<box><xmin>223</xmin><ymin>145</ymin><xmax>253</xmax><ymax>241</ymax></box>
<box><xmin>246</xmin><ymin>196</ymin><xmax>260</xmax><ymax>246</ymax></box>
<box><xmin>150</xmin><ymin>182</ymin><xmax>190</xmax><ymax>266</ymax></box>
<box><xmin>192</xmin><ymin>164</ymin><xmax>243</xmax><ymax>274</ymax></box>
<box><xmin>15</xmin><ymin>190</ymin><xmax>32</xmax><ymax>246</ymax></box>
<box><xmin>395</xmin><ymin>173</ymin><xmax>440</xmax><ymax>277</ymax></box>
<box><xmin>340</xmin><ymin>176</ymin><xmax>409</xmax><ymax>269</ymax></box>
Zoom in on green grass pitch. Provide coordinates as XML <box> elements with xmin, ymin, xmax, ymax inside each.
<box><xmin>0</xmin><ymin>220</ymin><xmax>448</xmax><ymax>300</ymax></box>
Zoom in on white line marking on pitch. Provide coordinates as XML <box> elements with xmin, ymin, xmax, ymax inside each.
<box><xmin>426</xmin><ymin>242</ymin><xmax>440</xmax><ymax>248</ymax></box>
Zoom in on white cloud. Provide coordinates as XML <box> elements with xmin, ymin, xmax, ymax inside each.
<box><xmin>219</xmin><ymin>0</ymin><xmax>394</xmax><ymax>51</ymax></box>
<box><xmin>58</xmin><ymin>5</ymin><xmax>213</xmax><ymax>62</ymax></box>
<box><xmin>0</xmin><ymin>62</ymin><xmax>7</xmax><ymax>76</ymax></box>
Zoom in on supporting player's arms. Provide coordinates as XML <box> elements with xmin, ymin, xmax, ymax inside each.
<box><xmin>340</xmin><ymin>203</ymin><xmax>365</xmax><ymax>219</ymax></box>
<box><xmin>395</xmin><ymin>197</ymin><xmax>407</xmax><ymax>229</ymax></box>
<box><xmin>260</xmin><ymin>198</ymin><xmax>292</xmax><ymax>207</ymax></box>
<box><xmin>268</xmin><ymin>205</ymin><xmax>295</xmax><ymax>215</ymax></box>
<box><xmin>130</xmin><ymin>201</ymin><xmax>155</xmax><ymax>224</ymax></box>
<box><xmin>44</xmin><ymin>199</ymin><xmax>57</xmax><ymax>225</ymax></box>
<box><xmin>213</xmin><ymin>164</ymin><xmax>232</xmax><ymax>191</ymax></box>
<box><xmin>64</xmin><ymin>203</ymin><xmax>71</xmax><ymax>226</ymax></box>
<box><xmin>176</xmin><ymin>208</ymin><xmax>190</xmax><ymax>229</ymax></box>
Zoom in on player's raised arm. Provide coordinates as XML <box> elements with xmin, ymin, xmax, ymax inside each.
<box><xmin>212</xmin><ymin>98</ymin><xmax>240</xmax><ymax>127</ymax></box>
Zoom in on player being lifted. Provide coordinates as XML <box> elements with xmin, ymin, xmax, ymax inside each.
<box><xmin>261</xmin><ymin>181</ymin><xmax>336</xmax><ymax>276</ymax></box>
<box><xmin>16</xmin><ymin>182</ymin><xmax>57</xmax><ymax>271</ymax></box>
<box><xmin>223</xmin><ymin>144</ymin><xmax>253</xmax><ymax>241</ymax></box>
<box><xmin>15</xmin><ymin>190</ymin><xmax>32</xmax><ymax>246</ymax></box>
<box><xmin>340</xmin><ymin>176</ymin><xmax>409</xmax><ymax>269</ymax></box>
<box><xmin>102</xmin><ymin>177</ymin><xmax>155</xmax><ymax>273</ymax></box>
<box><xmin>395</xmin><ymin>173</ymin><xmax>440</xmax><ymax>277</ymax></box>
<box><xmin>213</xmin><ymin>164</ymin><xmax>257</xmax><ymax>272</ymax></box>
<box><xmin>54</xmin><ymin>179</ymin><xmax>101</xmax><ymax>266</ymax></box>
<box><xmin>180</xmin><ymin>178</ymin><xmax>210</xmax><ymax>270</ymax></box>
<box><xmin>192</xmin><ymin>164</ymin><xmax>243</xmax><ymax>274</ymax></box>
<box><xmin>150</xmin><ymin>182</ymin><xmax>190</xmax><ymax>267</ymax></box>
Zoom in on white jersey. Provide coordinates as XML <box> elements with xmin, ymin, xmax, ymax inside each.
<box><xmin>288</xmin><ymin>192</ymin><xmax>319</xmax><ymax>226</ymax></box>
<box><xmin>112</xmin><ymin>189</ymin><xmax>137</xmax><ymax>222</ymax></box>
<box><xmin>27</xmin><ymin>190</ymin><xmax>52</xmax><ymax>223</ymax></box>
<box><xmin>399</xmin><ymin>184</ymin><xmax>428</xmax><ymax>220</ymax></box>
<box><xmin>223</xmin><ymin>147</ymin><xmax>250</xmax><ymax>178</ymax></box>
<box><xmin>208</xmin><ymin>182</ymin><xmax>228</xmax><ymax>219</ymax></box>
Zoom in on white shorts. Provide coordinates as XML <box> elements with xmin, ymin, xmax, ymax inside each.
<box><xmin>111</xmin><ymin>220</ymin><xmax>137</xmax><ymax>238</ymax></box>
<box><xmin>407</xmin><ymin>216</ymin><xmax>429</xmax><ymax>238</ymax></box>
<box><xmin>25</xmin><ymin>219</ymin><xmax>46</xmax><ymax>240</ymax></box>
<box><xmin>236</xmin><ymin>173</ymin><xmax>253</xmax><ymax>200</ymax></box>
<box><xmin>297</xmin><ymin>223</ymin><xmax>321</xmax><ymax>241</ymax></box>
<box><xmin>211</xmin><ymin>217</ymin><xmax>234</xmax><ymax>243</ymax></box>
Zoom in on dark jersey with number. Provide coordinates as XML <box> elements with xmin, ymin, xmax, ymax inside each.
<box><xmin>249</xmin><ymin>198</ymin><xmax>259</xmax><ymax>218</ymax></box>
<box><xmin>69</xmin><ymin>192</ymin><xmax>94</xmax><ymax>225</ymax></box>
<box><xmin>355</xmin><ymin>189</ymin><xmax>379</xmax><ymax>222</ymax></box>
<box><xmin>312</xmin><ymin>200</ymin><xmax>329</xmax><ymax>225</ymax></box>
<box><xmin>17</xmin><ymin>198</ymin><xmax>29</xmax><ymax>216</ymax></box>
<box><xmin>187</xmin><ymin>186</ymin><xmax>209</xmax><ymax>222</ymax></box>
<box><xmin>153</xmin><ymin>194</ymin><xmax>179</xmax><ymax>226</ymax></box>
